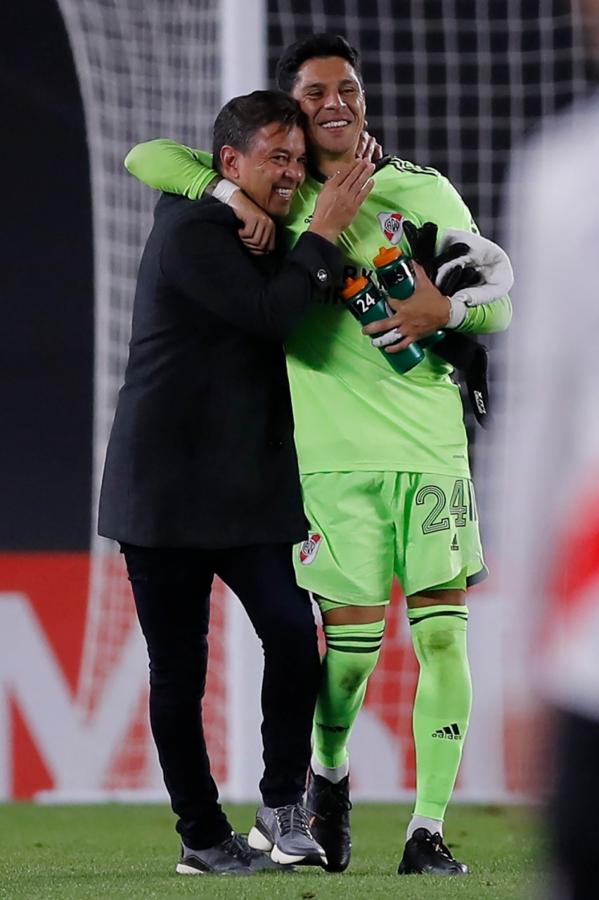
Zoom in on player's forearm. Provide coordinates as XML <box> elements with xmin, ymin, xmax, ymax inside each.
<box><xmin>124</xmin><ymin>139</ymin><xmax>217</xmax><ymax>199</ymax></box>
<box><xmin>455</xmin><ymin>293</ymin><xmax>512</xmax><ymax>334</ymax></box>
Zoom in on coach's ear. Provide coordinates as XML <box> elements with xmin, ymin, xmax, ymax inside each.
<box><xmin>219</xmin><ymin>145</ymin><xmax>242</xmax><ymax>183</ymax></box>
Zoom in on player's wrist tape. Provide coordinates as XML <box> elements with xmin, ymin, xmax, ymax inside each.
<box><xmin>447</xmin><ymin>296</ymin><xmax>467</xmax><ymax>327</ymax></box>
<box><xmin>212</xmin><ymin>178</ymin><xmax>240</xmax><ymax>204</ymax></box>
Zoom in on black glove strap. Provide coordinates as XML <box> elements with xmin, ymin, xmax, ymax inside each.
<box><xmin>403</xmin><ymin>219</ymin><xmax>491</xmax><ymax>428</ymax></box>
<box><xmin>432</xmin><ymin>332</ymin><xmax>491</xmax><ymax>429</ymax></box>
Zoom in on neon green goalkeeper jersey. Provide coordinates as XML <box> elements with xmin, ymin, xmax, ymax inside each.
<box><xmin>125</xmin><ymin>142</ymin><xmax>511</xmax><ymax>478</ymax></box>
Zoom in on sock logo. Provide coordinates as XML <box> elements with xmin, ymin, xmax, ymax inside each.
<box><xmin>432</xmin><ymin>723</ymin><xmax>462</xmax><ymax>740</ymax></box>
<box><xmin>299</xmin><ymin>533</ymin><xmax>322</xmax><ymax>565</ymax></box>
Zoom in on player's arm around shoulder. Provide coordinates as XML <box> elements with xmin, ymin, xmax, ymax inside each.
<box><xmin>125</xmin><ymin>138</ymin><xmax>279</xmax><ymax>255</ymax></box>
<box><xmin>124</xmin><ymin>139</ymin><xmax>216</xmax><ymax>199</ymax></box>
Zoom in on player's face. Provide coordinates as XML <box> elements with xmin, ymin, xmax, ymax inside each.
<box><xmin>291</xmin><ymin>56</ymin><xmax>366</xmax><ymax>160</ymax></box>
<box><xmin>224</xmin><ymin>123</ymin><xmax>307</xmax><ymax>217</ymax></box>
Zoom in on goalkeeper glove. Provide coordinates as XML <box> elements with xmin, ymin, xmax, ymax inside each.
<box><xmin>403</xmin><ymin>221</ymin><xmax>513</xmax><ymax>327</ymax></box>
<box><xmin>436</xmin><ymin>227</ymin><xmax>514</xmax><ymax>313</ymax></box>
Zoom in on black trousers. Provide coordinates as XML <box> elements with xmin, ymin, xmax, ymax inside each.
<box><xmin>122</xmin><ymin>542</ymin><xmax>321</xmax><ymax>850</ymax></box>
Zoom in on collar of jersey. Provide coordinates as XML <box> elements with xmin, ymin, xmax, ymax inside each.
<box><xmin>308</xmin><ymin>154</ymin><xmax>393</xmax><ymax>183</ymax></box>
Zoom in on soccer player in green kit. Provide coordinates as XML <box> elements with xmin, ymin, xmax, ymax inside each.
<box><xmin>125</xmin><ymin>34</ymin><xmax>512</xmax><ymax>876</ymax></box>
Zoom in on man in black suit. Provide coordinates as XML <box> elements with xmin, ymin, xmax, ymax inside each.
<box><xmin>98</xmin><ymin>90</ymin><xmax>373</xmax><ymax>875</ymax></box>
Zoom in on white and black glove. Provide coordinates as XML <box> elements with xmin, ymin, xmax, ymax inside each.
<box><xmin>435</xmin><ymin>229</ymin><xmax>514</xmax><ymax>326</ymax></box>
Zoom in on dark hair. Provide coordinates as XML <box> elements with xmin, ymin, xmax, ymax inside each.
<box><xmin>212</xmin><ymin>90</ymin><xmax>304</xmax><ymax>175</ymax></box>
<box><xmin>276</xmin><ymin>33</ymin><xmax>362</xmax><ymax>94</ymax></box>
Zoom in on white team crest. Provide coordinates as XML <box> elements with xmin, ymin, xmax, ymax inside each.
<box><xmin>377</xmin><ymin>211</ymin><xmax>404</xmax><ymax>244</ymax></box>
<box><xmin>299</xmin><ymin>533</ymin><xmax>322</xmax><ymax>565</ymax></box>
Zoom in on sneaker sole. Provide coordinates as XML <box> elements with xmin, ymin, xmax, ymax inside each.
<box><xmin>248</xmin><ymin>825</ymin><xmax>327</xmax><ymax>867</ymax></box>
<box><xmin>272</xmin><ymin>845</ymin><xmax>327</xmax><ymax>867</ymax></box>
<box><xmin>176</xmin><ymin>862</ymin><xmax>250</xmax><ymax>876</ymax></box>
<box><xmin>176</xmin><ymin>863</ymin><xmax>208</xmax><ymax>875</ymax></box>
<box><xmin>248</xmin><ymin>825</ymin><xmax>273</xmax><ymax>852</ymax></box>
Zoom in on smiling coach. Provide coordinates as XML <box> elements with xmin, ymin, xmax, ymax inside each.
<box><xmin>97</xmin><ymin>90</ymin><xmax>373</xmax><ymax>875</ymax></box>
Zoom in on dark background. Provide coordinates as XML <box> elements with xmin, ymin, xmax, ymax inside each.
<box><xmin>268</xmin><ymin>0</ymin><xmax>593</xmax><ymax>236</ymax></box>
<box><xmin>1</xmin><ymin>1</ymin><xmax>93</xmax><ymax>550</ymax></box>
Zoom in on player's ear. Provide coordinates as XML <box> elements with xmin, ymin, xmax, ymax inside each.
<box><xmin>219</xmin><ymin>145</ymin><xmax>241</xmax><ymax>181</ymax></box>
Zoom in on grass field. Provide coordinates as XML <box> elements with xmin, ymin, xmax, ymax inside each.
<box><xmin>0</xmin><ymin>802</ymin><xmax>541</xmax><ymax>899</ymax></box>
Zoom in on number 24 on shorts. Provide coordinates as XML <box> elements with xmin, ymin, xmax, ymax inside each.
<box><xmin>416</xmin><ymin>479</ymin><xmax>477</xmax><ymax>534</ymax></box>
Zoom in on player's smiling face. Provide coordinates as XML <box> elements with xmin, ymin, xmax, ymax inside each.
<box><xmin>220</xmin><ymin>122</ymin><xmax>307</xmax><ymax>217</ymax></box>
<box><xmin>292</xmin><ymin>56</ymin><xmax>366</xmax><ymax>162</ymax></box>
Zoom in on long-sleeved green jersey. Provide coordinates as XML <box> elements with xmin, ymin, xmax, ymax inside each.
<box><xmin>126</xmin><ymin>141</ymin><xmax>511</xmax><ymax>478</ymax></box>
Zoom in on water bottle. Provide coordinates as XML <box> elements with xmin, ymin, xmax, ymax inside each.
<box><xmin>340</xmin><ymin>275</ymin><xmax>424</xmax><ymax>374</ymax></box>
<box><xmin>372</xmin><ymin>246</ymin><xmax>445</xmax><ymax>349</ymax></box>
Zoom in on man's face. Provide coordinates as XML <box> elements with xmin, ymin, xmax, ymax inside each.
<box><xmin>222</xmin><ymin>123</ymin><xmax>306</xmax><ymax>217</ymax></box>
<box><xmin>291</xmin><ymin>56</ymin><xmax>366</xmax><ymax>159</ymax></box>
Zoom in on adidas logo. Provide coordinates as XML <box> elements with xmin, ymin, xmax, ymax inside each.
<box><xmin>432</xmin><ymin>723</ymin><xmax>462</xmax><ymax>740</ymax></box>
<box><xmin>450</xmin><ymin>534</ymin><xmax>459</xmax><ymax>551</ymax></box>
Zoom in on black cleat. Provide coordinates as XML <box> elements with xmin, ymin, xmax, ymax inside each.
<box><xmin>176</xmin><ymin>831</ymin><xmax>292</xmax><ymax>875</ymax></box>
<box><xmin>305</xmin><ymin>767</ymin><xmax>352</xmax><ymax>872</ymax></box>
<box><xmin>397</xmin><ymin>827</ymin><xmax>469</xmax><ymax>876</ymax></box>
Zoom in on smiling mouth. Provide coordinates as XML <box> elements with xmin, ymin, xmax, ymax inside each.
<box><xmin>319</xmin><ymin>120</ymin><xmax>351</xmax><ymax>130</ymax></box>
<box><xmin>273</xmin><ymin>186</ymin><xmax>294</xmax><ymax>200</ymax></box>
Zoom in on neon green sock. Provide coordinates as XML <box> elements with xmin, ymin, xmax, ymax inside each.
<box><xmin>408</xmin><ymin>605</ymin><xmax>472</xmax><ymax>821</ymax></box>
<box><xmin>313</xmin><ymin>620</ymin><xmax>385</xmax><ymax>769</ymax></box>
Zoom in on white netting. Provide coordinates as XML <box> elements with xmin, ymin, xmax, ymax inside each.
<box><xmin>268</xmin><ymin>0</ymin><xmax>590</xmax><ymax>237</ymax></box>
<box><xmin>57</xmin><ymin>0</ymin><xmax>226</xmax><ymax>791</ymax></box>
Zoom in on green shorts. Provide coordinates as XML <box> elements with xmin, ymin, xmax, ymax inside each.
<box><xmin>294</xmin><ymin>471</ymin><xmax>487</xmax><ymax>607</ymax></box>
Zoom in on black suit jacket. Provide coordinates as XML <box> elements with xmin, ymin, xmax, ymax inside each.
<box><xmin>98</xmin><ymin>194</ymin><xmax>343</xmax><ymax>548</ymax></box>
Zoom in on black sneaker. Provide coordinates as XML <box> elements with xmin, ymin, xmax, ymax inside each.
<box><xmin>305</xmin><ymin>767</ymin><xmax>352</xmax><ymax>872</ymax></box>
<box><xmin>176</xmin><ymin>831</ymin><xmax>291</xmax><ymax>875</ymax></box>
<box><xmin>248</xmin><ymin>803</ymin><xmax>327</xmax><ymax>866</ymax></box>
<box><xmin>397</xmin><ymin>827</ymin><xmax>469</xmax><ymax>876</ymax></box>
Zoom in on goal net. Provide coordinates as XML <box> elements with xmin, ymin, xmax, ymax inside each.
<box><xmin>52</xmin><ymin>0</ymin><xmax>590</xmax><ymax>800</ymax></box>
<box><xmin>55</xmin><ymin>0</ymin><xmax>241</xmax><ymax>798</ymax></box>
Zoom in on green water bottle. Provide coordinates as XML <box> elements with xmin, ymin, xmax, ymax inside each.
<box><xmin>373</xmin><ymin>245</ymin><xmax>444</xmax><ymax>350</ymax></box>
<box><xmin>340</xmin><ymin>275</ymin><xmax>424</xmax><ymax>374</ymax></box>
